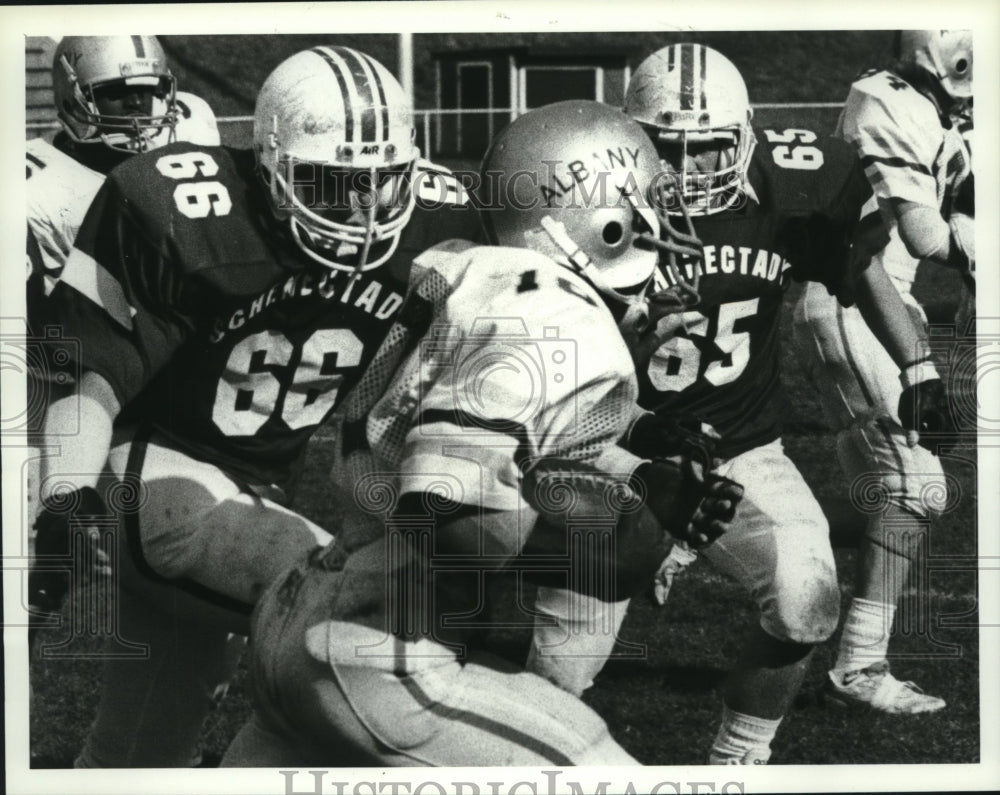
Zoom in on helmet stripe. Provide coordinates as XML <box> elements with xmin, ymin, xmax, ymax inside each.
<box><xmin>679</xmin><ymin>43</ymin><xmax>694</xmax><ymax>111</ymax></box>
<box><xmin>699</xmin><ymin>43</ymin><xmax>708</xmax><ymax>109</ymax></box>
<box><xmin>312</xmin><ymin>47</ymin><xmax>356</xmax><ymax>143</ymax></box>
<box><xmin>362</xmin><ymin>53</ymin><xmax>391</xmax><ymax>142</ymax></box>
<box><xmin>339</xmin><ymin>47</ymin><xmax>384</xmax><ymax>144</ymax></box>
<box><xmin>131</xmin><ymin>35</ymin><xmax>146</xmax><ymax>58</ymax></box>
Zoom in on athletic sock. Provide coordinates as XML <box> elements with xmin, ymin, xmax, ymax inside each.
<box><xmin>834</xmin><ymin>597</ymin><xmax>895</xmax><ymax>674</ymax></box>
<box><xmin>708</xmin><ymin>705</ymin><xmax>781</xmax><ymax>764</ymax></box>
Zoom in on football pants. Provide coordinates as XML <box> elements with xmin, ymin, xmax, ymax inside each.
<box><xmin>793</xmin><ymin>280</ymin><xmax>946</xmax><ymax>519</ymax></box>
<box><xmin>223</xmin><ymin>535</ymin><xmax>637</xmax><ymax>767</ymax></box>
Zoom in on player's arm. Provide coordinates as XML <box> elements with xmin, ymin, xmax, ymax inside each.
<box><xmin>843</xmin><ymin>85</ymin><xmax>972</xmax><ymax>272</ymax></box>
<box><xmin>853</xmin><ymin>259</ymin><xmax>950</xmax><ymax>446</ymax></box>
<box><xmin>30</xmin><ymin>176</ymin><xmax>194</xmax><ymax>624</ymax></box>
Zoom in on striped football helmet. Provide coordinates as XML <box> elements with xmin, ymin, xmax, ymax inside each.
<box><xmin>254</xmin><ymin>46</ymin><xmax>419</xmax><ymax>272</ymax></box>
<box><xmin>625</xmin><ymin>43</ymin><xmax>756</xmax><ymax>216</ymax></box>
<box><xmin>897</xmin><ymin>30</ymin><xmax>972</xmax><ymax>103</ymax></box>
<box><xmin>53</xmin><ymin>36</ymin><xmax>178</xmax><ymax>154</ymax></box>
<box><xmin>481</xmin><ymin>100</ymin><xmax>702</xmax><ymax>318</ymax></box>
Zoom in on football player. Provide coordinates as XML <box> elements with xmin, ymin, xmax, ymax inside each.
<box><xmin>29</xmin><ymin>45</ymin><xmax>478</xmax><ymax>767</ymax></box>
<box><xmin>28</xmin><ymin>35</ymin><xmax>219</xmax><ymax>308</ymax></box>
<box><xmin>793</xmin><ymin>30</ymin><xmax>973</xmax><ymax>713</ymax></box>
<box><xmin>526</xmin><ymin>43</ymin><xmax>951</xmax><ymax>764</ymax></box>
<box><xmin>220</xmin><ymin>100</ymin><xmax>744</xmax><ymax>766</ymax></box>
<box><xmin>25</xmin><ymin>35</ymin><xmax>220</xmax><ymax>532</ymax></box>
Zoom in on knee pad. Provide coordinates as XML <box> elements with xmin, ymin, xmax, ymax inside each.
<box><xmin>761</xmin><ymin>568</ymin><xmax>840</xmax><ymax>645</ymax></box>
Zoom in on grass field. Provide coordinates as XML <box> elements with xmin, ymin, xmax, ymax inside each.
<box><xmin>27</xmin><ymin>32</ymin><xmax>981</xmax><ymax>769</ymax></box>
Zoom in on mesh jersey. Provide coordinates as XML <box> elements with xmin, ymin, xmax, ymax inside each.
<box><xmin>48</xmin><ymin>141</ymin><xmax>480</xmax><ymax>491</ymax></box>
<box><xmin>838</xmin><ymin>69</ymin><xmax>973</xmax><ymax>285</ymax></box>
<box><xmin>337</xmin><ymin>242</ymin><xmax>640</xmax><ymax>512</ymax></box>
<box><xmin>639</xmin><ymin>128</ymin><xmax>873</xmax><ymax>457</ymax></box>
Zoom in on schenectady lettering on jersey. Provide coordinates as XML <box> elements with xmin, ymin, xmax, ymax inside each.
<box><xmin>655</xmin><ymin>244</ymin><xmax>792</xmax><ymax>289</ymax></box>
<box><xmin>208</xmin><ymin>268</ymin><xmax>404</xmax><ymax>343</ymax></box>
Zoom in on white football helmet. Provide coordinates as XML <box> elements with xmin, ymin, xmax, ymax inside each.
<box><xmin>481</xmin><ymin>100</ymin><xmax>702</xmax><ymax>315</ymax></box>
<box><xmin>254</xmin><ymin>46</ymin><xmax>419</xmax><ymax>272</ymax></box>
<box><xmin>625</xmin><ymin>43</ymin><xmax>756</xmax><ymax>216</ymax></box>
<box><xmin>897</xmin><ymin>30</ymin><xmax>972</xmax><ymax>103</ymax></box>
<box><xmin>53</xmin><ymin>36</ymin><xmax>178</xmax><ymax>154</ymax></box>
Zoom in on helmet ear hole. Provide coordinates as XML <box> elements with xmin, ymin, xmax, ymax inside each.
<box><xmin>602</xmin><ymin>221</ymin><xmax>624</xmax><ymax>246</ymax></box>
<box><xmin>955</xmin><ymin>58</ymin><xmax>969</xmax><ymax>74</ymax></box>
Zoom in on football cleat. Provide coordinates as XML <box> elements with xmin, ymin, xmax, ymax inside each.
<box><xmin>825</xmin><ymin>661</ymin><xmax>946</xmax><ymax>714</ymax></box>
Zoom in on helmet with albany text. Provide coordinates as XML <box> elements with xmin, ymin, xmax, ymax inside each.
<box><xmin>53</xmin><ymin>35</ymin><xmax>178</xmax><ymax>154</ymax></box>
<box><xmin>481</xmin><ymin>100</ymin><xmax>680</xmax><ymax>299</ymax></box>
<box><xmin>253</xmin><ymin>46</ymin><xmax>419</xmax><ymax>272</ymax></box>
<box><xmin>625</xmin><ymin>43</ymin><xmax>756</xmax><ymax>217</ymax></box>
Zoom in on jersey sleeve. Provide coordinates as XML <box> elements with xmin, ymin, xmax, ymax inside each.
<box><xmin>396</xmin><ymin>248</ymin><xmax>638</xmax><ymax>511</ymax></box>
<box><xmin>47</xmin><ymin>173</ymin><xmax>196</xmax><ymax>406</ymax></box>
<box><xmin>838</xmin><ymin>74</ymin><xmax>941</xmax><ymax>209</ymax></box>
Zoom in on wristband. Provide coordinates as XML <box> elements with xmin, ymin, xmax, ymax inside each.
<box><xmin>899</xmin><ymin>357</ymin><xmax>940</xmax><ymax>390</ymax></box>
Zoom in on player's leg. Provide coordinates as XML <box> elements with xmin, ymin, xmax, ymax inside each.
<box><xmin>526</xmin><ymin>586</ymin><xmax>631</xmax><ymax>696</ymax></box>
<box><xmin>701</xmin><ymin>439</ymin><xmax>839</xmax><ymax>764</ymax></box>
<box><xmin>77</xmin><ymin>429</ymin><xmax>335</xmax><ymax>767</ymax></box>
<box><xmin>794</xmin><ymin>281</ymin><xmax>946</xmax><ymax>712</ymax></box>
<box><xmin>226</xmin><ymin>540</ymin><xmax>637</xmax><ymax>767</ymax></box>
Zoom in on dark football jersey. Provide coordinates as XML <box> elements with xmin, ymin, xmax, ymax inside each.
<box><xmin>49</xmin><ymin>141</ymin><xmax>481</xmax><ymax>490</ymax></box>
<box><xmin>638</xmin><ymin>127</ymin><xmax>873</xmax><ymax>457</ymax></box>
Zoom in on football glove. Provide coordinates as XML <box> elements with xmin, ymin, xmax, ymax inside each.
<box><xmin>652</xmin><ymin>541</ymin><xmax>698</xmax><ymax>606</ymax></box>
<box><xmin>29</xmin><ymin>486</ymin><xmax>110</xmax><ymax>641</ymax></box>
<box><xmin>897</xmin><ymin>358</ymin><xmax>953</xmax><ymax>451</ymax></box>
<box><xmin>634</xmin><ymin>457</ymin><xmax>743</xmax><ymax>549</ymax></box>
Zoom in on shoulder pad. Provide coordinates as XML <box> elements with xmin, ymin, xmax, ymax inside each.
<box><xmin>751</xmin><ymin>128</ymin><xmax>860</xmax><ymax>216</ymax></box>
<box><xmin>414</xmin><ymin>164</ymin><xmax>469</xmax><ymax>206</ymax></box>
<box><xmin>106</xmin><ymin>143</ymin><xmax>280</xmax><ymax>290</ymax></box>
<box><xmin>173</xmin><ymin>92</ymin><xmax>221</xmax><ymax>147</ymax></box>
<box><xmin>843</xmin><ymin>70</ymin><xmax>938</xmax><ymax>131</ymax></box>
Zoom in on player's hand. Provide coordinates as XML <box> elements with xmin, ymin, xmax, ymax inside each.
<box><xmin>636</xmin><ymin>458</ymin><xmax>743</xmax><ymax>549</ymax></box>
<box><xmin>897</xmin><ymin>360</ymin><xmax>952</xmax><ymax>451</ymax></box>
<box><xmin>652</xmin><ymin>542</ymin><xmax>698</xmax><ymax>606</ymax></box>
<box><xmin>29</xmin><ymin>486</ymin><xmax>110</xmax><ymax>639</ymax></box>
<box><xmin>626</xmin><ymin>411</ymin><xmax>721</xmax><ymax>470</ymax></box>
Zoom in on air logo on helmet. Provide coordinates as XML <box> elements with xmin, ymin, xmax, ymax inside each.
<box><xmin>119</xmin><ymin>59</ymin><xmax>159</xmax><ymax>77</ymax></box>
<box><xmin>660</xmin><ymin>110</ymin><xmax>712</xmax><ymax>126</ymax></box>
<box><xmin>360</xmin><ymin>145</ymin><xmax>380</xmax><ymax>155</ymax></box>
<box><xmin>538</xmin><ymin>146</ymin><xmax>642</xmax><ymax>206</ymax></box>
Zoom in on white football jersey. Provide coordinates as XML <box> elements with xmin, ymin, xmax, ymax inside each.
<box><xmin>837</xmin><ymin>70</ymin><xmax>972</xmax><ymax>284</ymax></box>
<box><xmin>339</xmin><ymin>241</ymin><xmax>641</xmax><ymax>512</ymax></box>
<box><xmin>26</xmin><ymin>91</ymin><xmax>220</xmax><ymax>289</ymax></box>
<box><xmin>26</xmin><ymin>136</ymin><xmax>104</xmax><ymax>289</ymax></box>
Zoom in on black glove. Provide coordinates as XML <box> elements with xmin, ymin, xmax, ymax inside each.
<box><xmin>29</xmin><ymin>486</ymin><xmax>109</xmax><ymax>618</ymax></box>
<box><xmin>897</xmin><ymin>366</ymin><xmax>953</xmax><ymax>451</ymax></box>
<box><xmin>634</xmin><ymin>458</ymin><xmax>743</xmax><ymax>549</ymax></box>
<box><xmin>626</xmin><ymin>411</ymin><xmax>720</xmax><ymax>470</ymax></box>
